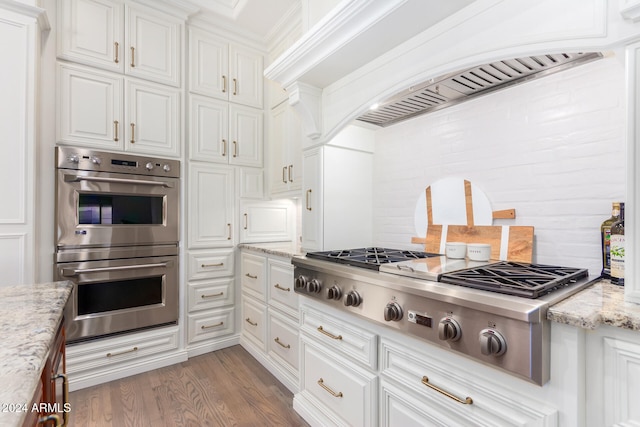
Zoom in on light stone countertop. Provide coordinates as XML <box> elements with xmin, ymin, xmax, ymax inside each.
<box><xmin>237</xmin><ymin>241</ymin><xmax>304</xmax><ymax>259</ymax></box>
<box><xmin>0</xmin><ymin>281</ymin><xmax>73</xmax><ymax>427</ymax></box>
<box><xmin>548</xmin><ymin>279</ymin><xmax>640</xmax><ymax>331</ymax></box>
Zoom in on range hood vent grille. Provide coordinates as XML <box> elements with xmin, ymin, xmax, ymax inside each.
<box><xmin>356</xmin><ymin>52</ymin><xmax>603</xmax><ymax>127</ymax></box>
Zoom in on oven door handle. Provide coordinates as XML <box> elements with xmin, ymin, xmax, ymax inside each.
<box><xmin>61</xmin><ymin>262</ymin><xmax>171</xmax><ymax>277</ymax></box>
<box><xmin>64</xmin><ymin>174</ymin><xmax>175</xmax><ymax>188</ymax></box>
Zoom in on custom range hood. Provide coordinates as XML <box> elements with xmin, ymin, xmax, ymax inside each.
<box><xmin>356</xmin><ymin>52</ymin><xmax>603</xmax><ymax>127</ymax></box>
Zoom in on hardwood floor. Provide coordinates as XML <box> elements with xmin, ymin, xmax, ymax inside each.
<box><xmin>68</xmin><ymin>345</ymin><xmax>310</xmax><ymax>427</ymax></box>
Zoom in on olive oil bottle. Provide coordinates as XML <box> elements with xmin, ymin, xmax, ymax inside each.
<box><xmin>610</xmin><ymin>202</ymin><xmax>625</xmax><ymax>285</ymax></box>
<box><xmin>600</xmin><ymin>202</ymin><xmax>621</xmax><ymax>279</ymax></box>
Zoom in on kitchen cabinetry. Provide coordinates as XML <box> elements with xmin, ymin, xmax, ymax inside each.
<box><xmin>189</xmin><ymin>28</ymin><xmax>264</xmax><ymax>108</ymax></box>
<box><xmin>295</xmin><ymin>300</ymin><xmax>558</xmax><ymax>427</ymax></box>
<box><xmin>57</xmin><ymin>62</ymin><xmax>180</xmax><ymax>156</ymax></box>
<box><xmin>0</xmin><ymin>4</ymin><xmax>45</xmax><ymax>286</ymax></box>
<box><xmin>66</xmin><ymin>325</ymin><xmax>183</xmax><ymax>391</ymax></box>
<box><xmin>585</xmin><ymin>325</ymin><xmax>640</xmax><ymax>426</ymax></box>
<box><xmin>187</xmin><ymin>163</ymin><xmax>235</xmax><ymax>248</ymax></box>
<box><xmin>189</xmin><ymin>94</ymin><xmax>263</xmax><ymax>167</ymax></box>
<box><xmin>302</xmin><ymin>128</ymin><xmax>374</xmax><ymax>251</ymax></box>
<box><xmin>239</xmin><ymin>200</ymin><xmax>295</xmax><ymax>243</ymax></box>
<box><xmin>269</xmin><ymin>100</ymin><xmax>303</xmax><ymax>196</ymax></box>
<box><xmin>57</xmin><ymin>0</ymin><xmax>181</xmax><ymax>87</ymax></box>
<box><xmin>240</xmin><ymin>250</ymin><xmax>299</xmax><ymax>392</ymax></box>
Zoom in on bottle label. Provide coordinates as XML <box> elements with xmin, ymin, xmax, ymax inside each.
<box><xmin>610</xmin><ymin>234</ymin><xmax>625</xmax><ymax>279</ymax></box>
<box><xmin>603</xmin><ymin>229</ymin><xmax>612</xmax><ymax>269</ymax></box>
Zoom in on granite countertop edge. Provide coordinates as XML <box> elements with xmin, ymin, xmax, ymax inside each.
<box><xmin>237</xmin><ymin>242</ymin><xmax>304</xmax><ymax>259</ymax></box>
<box><xmin>0</xmin><ymin>281</ymin><xmax>73</xmax><ymax>426</ymax></box>
<box><xmin>547</xmin><ymin>279</ymin><xmax>640</xmax><ymax>331</ymax></box>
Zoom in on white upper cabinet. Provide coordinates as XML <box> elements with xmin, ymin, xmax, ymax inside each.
<box><xmin>189</xmin><ymin>95</ymin><xmax>263</xmax><ymax>167</ymax></box>
<box><xmin>189</xmin><ymin>28</ymin><xmax>264</xmax><ymax>108</ymax></box>
<box><xmin>269</xmin><ymin>101</ymin><xmax>302</xmax><ymax>196</ymax></box>
<box><xmin>57</xmin><ymin>62</ymin><xmax>180</xmax><ymax>157</ymax></box>
<box><xmin>58</xmin><ymin>0</ymin><xmax>181</xmax><ymax>87</ymax></box>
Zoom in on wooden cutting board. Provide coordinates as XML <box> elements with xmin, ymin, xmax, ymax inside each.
<box><xmin>411</xmin><ymin>224</ymin><xmax>534</xmax><ymax>263</ymax></box>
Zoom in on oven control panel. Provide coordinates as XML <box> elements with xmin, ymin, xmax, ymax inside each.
<box><xmin>56</xmin><ymin>146</ymin><xmax>180</xmax><ymax>178</ymax></box>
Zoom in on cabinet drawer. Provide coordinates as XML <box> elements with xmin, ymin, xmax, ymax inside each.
<box><xmin>188</xmin><ymin>249</ymin><xmax>234</xmax><ymax>280</ymax></box>
<box><xmin>268</xmin><ymin>310</ymin><xmax>299</xmax><ymax>373</ymax></box>
<box><xmin>301</xmin><ymin>305</ymin><xmax>377</xmax><ymax>370</ymax></box>
<box><xmin>240</xmin><ymin>252</ymin><xmax>266</xmax><ymax>300</ymax></box>
<box><xmin>268</xmin><ymin>259</ymin><xmax>297</xmax><ymax>316</ymax></box>
<box><xmin>187</xmin><ymin>307</ymin><xmax>235</xmax><ymax>344</ymax></box>
<box><xmin>242</xmin><ymin>296</ymin><xmax>267</xmax><ymax>349</ymax></box>
<box><xmin>187</xmin><ymin>278</ymin><xmax>234</xmax><ymax>312</ymax></box>
<box><xmin>301</xmin><ymin>338</ymin><xmax>377</xmax><ymax>427</ymax></box>
<box><xmin>379</xmin><ymin>338</ymin><xmax>557</xmax><ymax>425</ymax></box>
<box><xmin>66</xmin><ymin>326</ymin><xmax>179</xmax><ymax>377</ymax></box>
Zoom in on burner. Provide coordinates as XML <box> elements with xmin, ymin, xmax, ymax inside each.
<box><xmin>439</xmin><ymin>261</ymin><xmax>589</xmax><ymax>298</ymax></box>
<box><xmin>305</xmin><ymin>247</ymin><xmax>441</xmax><ymax>270</ymax></box>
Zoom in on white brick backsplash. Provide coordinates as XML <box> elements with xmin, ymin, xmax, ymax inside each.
<box><xmin>372</xmin><ymin>56</ymin><xmax>625</xmax><ymax>274</ymax></box>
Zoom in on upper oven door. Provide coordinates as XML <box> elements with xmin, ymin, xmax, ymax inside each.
<box><xmin>56</xmin><ymin>169</ymin><xmax>179</xmax><ymax>249</ymax></box>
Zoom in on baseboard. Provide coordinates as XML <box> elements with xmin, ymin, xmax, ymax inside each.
<box><xmin>240</xmin><ymin>337</ymin><xmax>299</xmax><ymax>393</ymax></box>
<box><xmin>68</xmin><ymin>350</ymin><xmax>188</xmax><ymax>391</ymax></box>
<box><xmin>186</xmin><ymin>334</ymin><xmax>240</xmax><ymax>358</ymax></box>
<box><xmin>293</xmin><ymin>392</ymin><xmax>344</xmax><ymax>427</ymax></box>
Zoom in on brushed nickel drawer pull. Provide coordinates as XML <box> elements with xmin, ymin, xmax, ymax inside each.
<box><xmin>114</xmin><ymin>41</ymin><xmax>119</xmax><ymax>63</ymax></box>
<box><xmin>282</xmin><ymin>166</ymin><xmax>287</xmax><ymax>184</ymax></box>
<box><xmin>201</xmin><ymin>292</ymin><xmax>224</xmax><ymax>299</ymax></box>
<box><xmin>222</xmin><ymin>139</ymin><xmax>227</xmax><ymax>156</ymax></box>
<box><xmin>130</xmin><ymin>122</ymin><xmax>135</xmax><ymax>144</ymax></box>
<box><xmin>244</xmin><ymin>213</ymin><xmax>248</xmax><ymax>230</ymax></box>
<box><xmin>274</xmin><ymin>284</ymin><xmax>290</xmax><ymax>292</ymax></box>
<box><xmin>222</xmin><ymin>75</ymin><xmax>227</xmax><ymax>93</ymax></box>
<box><xmin>227</xmin><ymin>223</ymin><xmax>232</xmax><ymax>240</ymax></box>
<box><xmin>233</xmin><ymin>78</ymin><xmax>237</xmax><ymax>95</ymax></box>
<box><xmin>113</xmin><ymin>120</ymin><xmax>119</xmax><ymax>141</ymax></box>
<box><xmin>317</xmin><ymin>325</ymin><xmax>342</xmax><ymax>340</ymax></box>
<box><xmin>421</xmin><ymin>376</ymin><xmax>473</xmax><ymax>405</ymax></box>
<box><xmin>201</xmin><ymin>262</ymin><xmax>223</xmax><ymax>268</ymax></box>
<box><xmin>274</xmin><ymin>337</ymin><xmax>290</xmax><ymax>349</ymax></box>
<box><xmin>232</xmin><ymin>140</ymin><xmax>237</xmax><ymax>157</ymax></box>
<box><xmin>288</xmin><ymin>165</ymin><xmax>293</xmax><ymax>182</ymax></box>
<box><xmin>107</xmin><ymin>346</ymin><xmax>138</xmax><ymax>358</ymax></box>
<box><xmin>130</xmin><ymin>46</ymin><xmax>135</xmax><ymax>67</ymax></box>
<box><xmin>245</xmin><ymin>317</ymin><xmax>257</xmax><ymax>326</ymax></box>
<box><xmin>317</xmin><ymin>378</ymin><xmax>343</xmax><ymax>398</ymax></box>
<box><xmin>201</xmin><ymin>322</ymin><xmax>224</xmax><ymax>329</ymax></box>
<box><xmin>245</xmin><ymin>273</ymin><xmax>258</xmax><ymax>279</ymax></box>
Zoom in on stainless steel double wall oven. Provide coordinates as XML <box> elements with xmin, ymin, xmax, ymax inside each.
<box><xmin>55</xmin><ymin>147</ymin><xmax>180</xmax><ymax>343</ymax></box>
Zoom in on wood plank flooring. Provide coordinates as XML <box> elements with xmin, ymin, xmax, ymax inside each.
<box><xmin>67</xmin><ymin>345</ymin><xmax>310</xmax><ymax>427</ymax></box>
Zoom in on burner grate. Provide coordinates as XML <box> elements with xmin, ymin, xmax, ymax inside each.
<box><xmin>439</xmin><ymin>261</ymin><xmax>589</xmax><ymax>298</ymax></box>
<box><xmin>306</xmin><ymin>247</ymin><xmax>440</xmax><ymax>270</ymax></box>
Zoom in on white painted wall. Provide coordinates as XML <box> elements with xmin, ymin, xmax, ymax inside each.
<box><xmin>372</xmin><ymin>54</ymin><xmax>626</xmax><ymax>274</ymax></box>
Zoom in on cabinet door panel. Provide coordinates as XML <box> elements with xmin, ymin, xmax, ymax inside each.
<box><xmin>188</xmin><ymin>29</ymin><xmax>228</xmax><ymax>99</ymax></box>
<box><xmin>229</xmin><ymin>105</ymin><xmax>263</xmax><ymax>167</ymax></box>
<box><xmin>126</xmin><ymin>7</ymin><xmax>180</xmax><ymax>87</ymax></box>
<box><xmin>229</xmin><ymin>45</ymin><xmax>263</xmax><ymax>108</ymax></box>
<box><xmin>189</xmin><ymin>95</ymin><xmax>228</xmax><ymax>163</ymax></box>
<box><xmin>302</xmin><ymin>148</ymin><xmax>322</xmax><ymax>250</ymax></box>
<box><xmin>188</xmin><ymin>164</ymin><xmax>234</xmax><ymax>248</ymax></box>
<box><xmin>126</xmin><ymin>79</ymin><xmax>180</xmax><ymax>157</ymax></box>
<box><xmin>57</xmin><ymin>0</ymin><xmax>123</xmax><ymax>72</ymax></box>
<box><xmin>57</xmin><ymin>63</ymin><xmax>123</xmax><ymax>150</ymax></box>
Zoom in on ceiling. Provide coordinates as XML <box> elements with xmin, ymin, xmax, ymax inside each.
<box><xmin>187</xmin><ymin>0</ymin><xmax>299</xmax><ymax>39</ymax></box>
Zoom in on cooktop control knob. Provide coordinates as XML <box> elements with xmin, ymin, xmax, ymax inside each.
<box><xmin>479</xmin><ymin>328</ymin><xmax>507</xmax><ymax>356</ymax></box>
<box><xmin>344</xmin><ymin>290</ymin><xmax>362</xmax><ymax>307</ymax></box>
<box><xmin>307</xmin><ymin>278</ymin><xmax>322</xmax><ymax>293</ymax></box>
<box><xmin>295</xmin><ymin>275</ymin><xmax>308</xmax><ymax>289</ymax></box>
<box><xmin>145</xmin><ymin>162</ymin><xmax>154</xmax><ymax>171</ymax></box>
<box><xmin>326</xmin><ymin>285</ymin><xmax>342</xmax><ymax>300</ymax></box>
<box><xmin>384</xmin><ymin>302</ymin><xmax>403</xmax><ymax>321</ymax></box>
<box><xmin>438</xmin><ymin>317</ymin><xmax>462</xmax><ymax>342</ymax></box>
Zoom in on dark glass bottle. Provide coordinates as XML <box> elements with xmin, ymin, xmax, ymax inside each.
<box><xmin>600</xmin><ymin>202</ymin><xmax>621</xmax><ymax>279</ymax></box>
<box><xmin>610</xmin><ymin>202</ymin><xmax>625</xmax><ymax>285</ymax></box>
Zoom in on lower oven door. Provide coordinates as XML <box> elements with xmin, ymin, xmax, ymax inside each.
<box><xmin>57</xmin><ymin>255</ymin><xmax>178</xmax><ymax>343</ymax></box>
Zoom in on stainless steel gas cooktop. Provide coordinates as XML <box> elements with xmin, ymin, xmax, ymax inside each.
<box><xmin>292</xmin><ymin>247</ymin><xmax>598</xmax><ymax>385</ymax></box>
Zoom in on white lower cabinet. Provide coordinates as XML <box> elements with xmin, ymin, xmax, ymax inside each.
<box><xmin>585</xmin><ymin>325</ymin><xmax>640</xmax><ymax>427</ymax></box>
<box><xmin>295</xmin><ymin>301</ymin><xmax>558</xmax><ymax>427</ymax></box>
<box><xmin>66</xmin><ymin>325</ymin><xmax>184</xmax><ymax>391</ymax></box>
<box><xmin>186</xmin><ymin>248</ymin><xmax>237</xmax><ymax>356</ymax></box>
<box><xmin>240</xmin><ymin>249</ymin><xmax>299</xmax><ymax>392</ymax></box>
